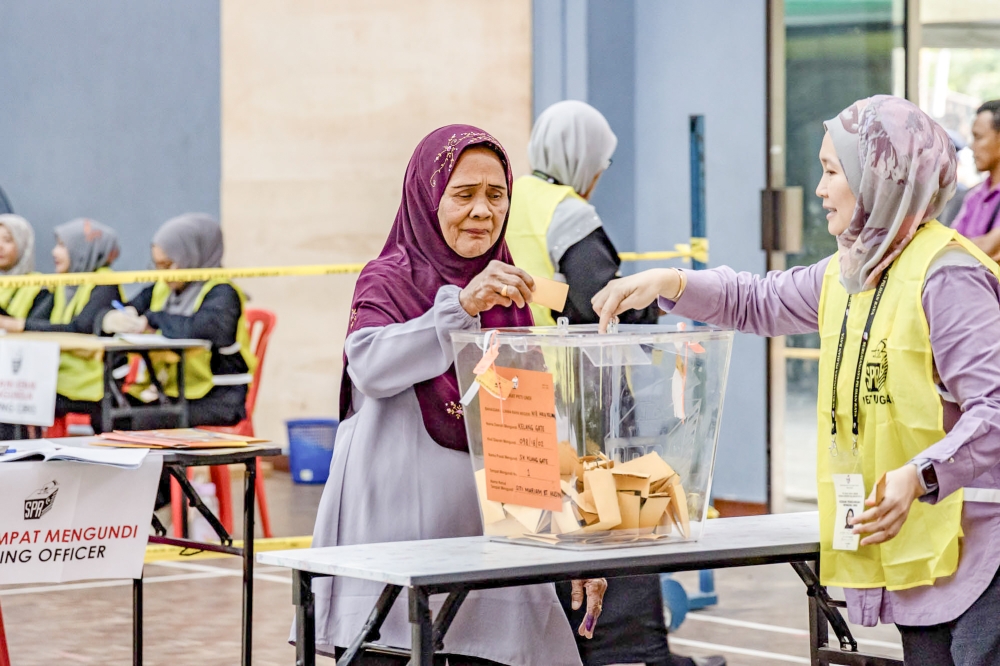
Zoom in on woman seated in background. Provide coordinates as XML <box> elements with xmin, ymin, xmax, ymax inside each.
<box><xmin>0</xmin><ymin>214</ymin><xmax>50</xmax><ymax>320</ymax></box>
<box><xmin>0</xmin><ymin>218</ymin><xmax>123</xmax><ymax>431</ymax></box>
<box><xmin>102</xmin><ymin>213</ymin><xmax>256</xmax><ymax>427</ymax></box>
<box><xmin>0</xmin><ymin>214</ymin><xmax>51</xmax><ymax>439</ymax></box>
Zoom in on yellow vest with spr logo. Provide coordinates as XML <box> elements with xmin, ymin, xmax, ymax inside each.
<box><xmin>51</xmin><ymin>267</ymin><xmax>123</xmax><ymax>402</ymax></box>
<box><xmin>817</xmin><ymin>221</ymin><xmax>1000</xmax><ymax>590</ymax></box>
<box><xmin>505</xmin><ymin>175</ymin><xmax>584</xmax><ymax>326</ymax></box>
<box><xmin>134</xmin><ymin>280</ymin><xmax>257</xmax><ymax>400</ymax></box>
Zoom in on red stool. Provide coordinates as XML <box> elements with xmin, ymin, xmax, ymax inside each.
<box><xmin>44</xmin><ymin>412</ymin><xmax>93</xmax><ymax>438</ymax></box>
<box><xmin>170</xmin><ymin>309</ymin><xmax>277</xmax><ymax>539</ymax></box>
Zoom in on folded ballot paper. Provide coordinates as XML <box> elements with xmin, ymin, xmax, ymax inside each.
<box><xmin>477</xmin><ymin>447</ymin><xmax>692</xmax><ymax>548</ymax></box>
<box><xmin>0</xmin><ymin>440</ymin><xmax>149</xmax><ymax>469</ymax></box>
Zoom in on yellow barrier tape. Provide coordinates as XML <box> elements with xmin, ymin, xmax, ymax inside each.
<box><xmin>618</xmin><ymin>237</ymin><xmax>708</xmax><ymax>264</ymax></box>
<box><xmin>0</xmin><ymin>264</ymin><xmax>369</xmax><ymax>289</ymax></box>
<box><xmin>0</xmin><ymin>238</ymin><xmax>707</xmax><ymax>289</ymax></box>
<box><xmin>144</xmin><ymin>535</ymin><xmax>312</xmax><ymax>563</ymax></box>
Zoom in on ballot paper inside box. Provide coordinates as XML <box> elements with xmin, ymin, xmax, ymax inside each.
<box><xmin>452</xmin><ymin>324</ymin><xmax>734</xmax><ymax>549</ymax></box>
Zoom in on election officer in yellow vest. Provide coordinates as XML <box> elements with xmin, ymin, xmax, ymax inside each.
<box><xmin>0</xmin><ymin>218</ymin><xmax>122</xmax><ymax>432</ymax></box>
<box><xmin>0</xmin><ymin>214</ymin><xmax>52</xmax><ymax>440</ymax></box>
<box><xmin>506</xmin><ymin>101</ymin><xmax>659</xmax><ymax>327</ymax></box>
<box><xmin>594</xmin><ymin>96</ymin><xmax>1000</xmax><ymax>666</ymax></box>
<box><xmin>102</xmin><ymin>213</ymin><xmax>256</xmax><ymax>428</ymax></box>
<box><xmin>508</xmin><ymin>107</ymin><xmax>714</xmax><ymax>666</ymax></box>
<box><xmin>0</xmin><ymin>215</ymin><xmax>50</xmax><ymax>320</ymax></box>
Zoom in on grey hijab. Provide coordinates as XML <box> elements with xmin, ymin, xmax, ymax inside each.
<box><xmin>528</xmin><ymin>100</ymin><xmax>617</xmax><ymax>196</ymax></box>
<box><xmin>55</xmin><ymin>218</ymin><xmax>119</xmax><ymax>274</ymax></box>
<box><xmin>152</xmin><ymin>213</ymin><xmax>224</xmax><ymax>315</ymax></box>
<box><xmin>0</xmin><ymin>214</ymin><xmax>35</xmax><ymax>275</ymax></box>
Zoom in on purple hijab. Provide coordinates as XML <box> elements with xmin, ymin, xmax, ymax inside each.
<box><xmin>340</xmin><ymin>125</ymin><xmax>533</xmax><ymax>451</ymax></box>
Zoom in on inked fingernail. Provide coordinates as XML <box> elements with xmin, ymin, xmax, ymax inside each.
<box><xmin>585</xmin><ymin>614</ymin><xmax>595</xmax><ymax>632</ymax></box>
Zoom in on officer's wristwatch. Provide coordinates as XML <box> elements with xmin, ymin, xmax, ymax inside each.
<box><xmin>914</xmin><ymin>459</ymin><xmax>939</xmax><ymax>496</ymax></box>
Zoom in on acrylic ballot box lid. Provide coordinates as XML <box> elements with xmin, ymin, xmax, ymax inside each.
<box><xmin>451</xmin><ymin>323</ymin><xmax>734</xmax><ymax>550</ymax></box>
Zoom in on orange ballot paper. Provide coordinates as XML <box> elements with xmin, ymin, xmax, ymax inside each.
<box><xmin>530</xmin><ymin>275</ymin><xmax>570</xmax><ymax>313</ymax></box>
<box><xmin>478</xmin><ymin>366</ymin><xmax>562</xmax><ymax>512</ymax></box>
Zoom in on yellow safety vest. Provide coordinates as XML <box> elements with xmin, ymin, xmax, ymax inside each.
<box><xmin>816</xmin><ymin>220</ymin><xmax>1000</xmax><ymax>590</ymax></box>
<box><xmin>0</xmin><ymin>280</ymin><xmax>42</xmax><ymax>319</ymax></box>
<box><xmin>51</xmin><ymin>267</ymin><xmax>122</xmax><ymax>402</ymax></box>
<box><xmin>505</xmin><ymin>175</ymin><xmax>584</xmax><ymax>326</ymax></box>
<box><xmin>133</xmin><ymin>279</ymin><xmax>257</xmax><ymax>400</ymax></box>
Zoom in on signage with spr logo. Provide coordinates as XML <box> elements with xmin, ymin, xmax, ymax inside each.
<box><xmin>0</xmin><ymin>458</ymin><xmax>161</xmax><ymax>584</ymax></box>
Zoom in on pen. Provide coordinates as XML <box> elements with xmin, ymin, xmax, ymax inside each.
<box><xmin>0</xmin><ymin>448</ymin><xmax>15</xmax><ymax>454</ymax></box>
<box><xmin>112</xmin><ymin>300</ymin><xmax>127</xmax><ymax>312</ymax></box>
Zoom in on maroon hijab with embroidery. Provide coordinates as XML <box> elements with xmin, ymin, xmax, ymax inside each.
<box><xmin>340</xmin><ymin>125</ymin><xmax>533</xmax><ymax>451</ymax></box>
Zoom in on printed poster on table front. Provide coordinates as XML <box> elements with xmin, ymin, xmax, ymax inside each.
<box><xmin>0</xmin><ymin>339</ymin><xmax>59</xmax><ymax>426</ymax></box>
<box><xmin>0</xmin><ymin>458</ymin><xmax>162</xmax><ymax>584</ymax></box>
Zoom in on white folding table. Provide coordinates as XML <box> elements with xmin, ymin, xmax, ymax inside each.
<box><xmin>260</xmin><ymin>512</ymin><xmax>903</xmax><ymax>666</ymax></box>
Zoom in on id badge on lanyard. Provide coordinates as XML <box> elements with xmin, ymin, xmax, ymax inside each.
<box><xmin>827</xmin><ymin>268</ymin><xmax>890</xmax><ymax>551</ymax></box>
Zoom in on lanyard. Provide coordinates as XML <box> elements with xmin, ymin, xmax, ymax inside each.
<box><xmin>830</xmin><ymin>267</ymin><xmax>891</xmax><ymax>456</ymax></box>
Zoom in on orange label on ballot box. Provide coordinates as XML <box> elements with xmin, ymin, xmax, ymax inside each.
<box><xmin>478</xmin><ymin>367</ymin><xmax>562</xmax><ymax>512</ymax></box>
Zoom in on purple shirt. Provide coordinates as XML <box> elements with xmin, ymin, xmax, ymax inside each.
<box><xmin>952</xmin><ymin>177</ymin><xmax>1000</xmax><ymax>238</ymax></box>
<box><xmin>662</xmin><ymin>258</ymin><xmax>1000</xmax><ymax>627</ymax></box>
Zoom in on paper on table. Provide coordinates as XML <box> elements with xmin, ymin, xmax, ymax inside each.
<box><xmin>0</xmin><ymin>441</ymin><xmax>148</xmax><ymax>469</ymax></box>
<box><xmin>530</xmin><ymin>275</ymin><xmax>569</xmax><ymax>312</ymax></box>
<box><xmin>115</xmin><ymin>333</ymin><xmax>209</xmax><ymax>348</ymax></box>
<box><xmin>478</xmin><ymin>367</ymin><xmax>562</xmax><ymax>512</ymax></box>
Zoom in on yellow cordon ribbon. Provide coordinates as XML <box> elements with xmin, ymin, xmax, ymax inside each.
<box><xmin>0</xmin><ymin>239</ymin><xmax>708</xmax><ymax>288</ymax></box>
<box><xmin>618</xmin><ymin>237</ymin><xmax>709</xmax><ymax>264</ymax></box>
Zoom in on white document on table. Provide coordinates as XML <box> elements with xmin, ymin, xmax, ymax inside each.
<box><xmin>0</xmin><ymin>440</ymin><xmax>149</xmax><ymax>469</ymax></box>
<box><xmin>0</xmin><ymin>456</ymin><xmax>161</xmax><ymax>583</ymax></box>
<box><xmin>114</xmin><ymin>333</ymin><xmax>208</xmax><ymax>348</ymax></box>
<box><xmin>0</xmin><ymin>339</ymin><xmax>59</xmax><ymax>426</ymax></box>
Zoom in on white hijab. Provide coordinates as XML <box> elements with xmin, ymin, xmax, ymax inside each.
<box><xmin>528</xmin><ymin>100</ymin><xmax>617</xmax><ymax>196</ymax></box>
<box><xmin>0</xmin><ymin>215</ymin><xmax>35</xmax><ymax>275</ymax></box>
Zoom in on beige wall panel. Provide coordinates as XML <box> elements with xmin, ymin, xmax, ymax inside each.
<box><xmin>222</xmin><ymin>0</ymin><xmax>532</xmax><ymax>445</ymax></box>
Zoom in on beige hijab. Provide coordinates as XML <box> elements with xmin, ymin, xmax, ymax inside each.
<box><xmin>0</xmin><ymin>215</ymin><xmax>35</xmax><ymax>275</ymax></box>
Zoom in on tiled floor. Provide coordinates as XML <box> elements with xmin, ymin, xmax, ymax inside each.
<box><xmin>0</xmin><ymin>472</ymin><xmax>901</xmax><ymax>666</ymax></box>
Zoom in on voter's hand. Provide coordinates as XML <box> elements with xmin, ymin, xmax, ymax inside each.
<box><xmin>571</xmin><ymin>578</ymin><xmax>608</xmax><ymax>639</ymax></box>
<box><xmin>0</xmin><ymin>315</ymin><xmax>25</xmax><ymax>333</ymax></box>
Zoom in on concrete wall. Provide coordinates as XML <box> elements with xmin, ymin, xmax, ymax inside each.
<box><xmin>533</xmin><ymin>0</ymin><xmax>769</xmax><ymax>502</ymax></box>
<box><xmin>222</xmin><ymin>0</ymin><xmax>534</xmax><ymax>444</ymax></box>
<box><xmin>0</xmin><ymin>1</ymin><xmax>220</xmax><ymax>273</ymax></box>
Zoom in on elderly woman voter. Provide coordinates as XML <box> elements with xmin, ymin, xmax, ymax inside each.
<box><xmin>306</xmin><ymin>126</ymin><xmax>605</xmax><ymax>666</ymax></box>
<box><xmin>594</xmin><ymin>96</ymin><xmax>1000</xmax><ymax>666</ymax></box>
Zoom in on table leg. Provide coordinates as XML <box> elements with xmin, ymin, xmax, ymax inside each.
<box><xmin>242</xmin><ymin>458</ymin><xmax>256</xmax><ymax>666</ymax></box>
<box><xmin>133</xmin><ymin>576</ymin><xmax>143</xmax><ymax>666</ymax></box>
<box><xmin>408</xmin><ymin>586</ymin><xmax>434</xmax><ymax>666</ymax></box>
<box><xmin>293</xmin><ymin>570</ymin><xmax>316</xmax><ymax>666</ymax></box>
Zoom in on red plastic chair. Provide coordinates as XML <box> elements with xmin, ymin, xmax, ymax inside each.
<box><xmin>0</xmin><ymin>598</ymin><xmax>10</xmax><ymax>666</ymax></box>
<box><xmin>171</xmin><ymin>309</ymin><xmax>277</xmax><ymax>538</ymax></box>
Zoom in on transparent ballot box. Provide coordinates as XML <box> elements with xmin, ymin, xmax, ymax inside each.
<box><xmin>452</xmin><ymin>323</ymin><xmax>734</xmax><ymax>549</ymax></box>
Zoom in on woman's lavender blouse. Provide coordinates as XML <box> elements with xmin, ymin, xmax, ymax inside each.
<box><xmin>661</xmin><ymin>258</ymin><xmax>1000</xmax><ymax>627</ymax></box>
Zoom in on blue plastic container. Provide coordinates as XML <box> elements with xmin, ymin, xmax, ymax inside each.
<box><xmin>287</xmin><ymin>418</ymin><xmax>338</xmax><ymax>485</ymax></box>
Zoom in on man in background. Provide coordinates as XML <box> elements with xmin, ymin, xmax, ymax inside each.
<box><xmin>951</xmin><ymin>100</ymin><xmax>1000</xmax><ymax>259</ymax></box>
